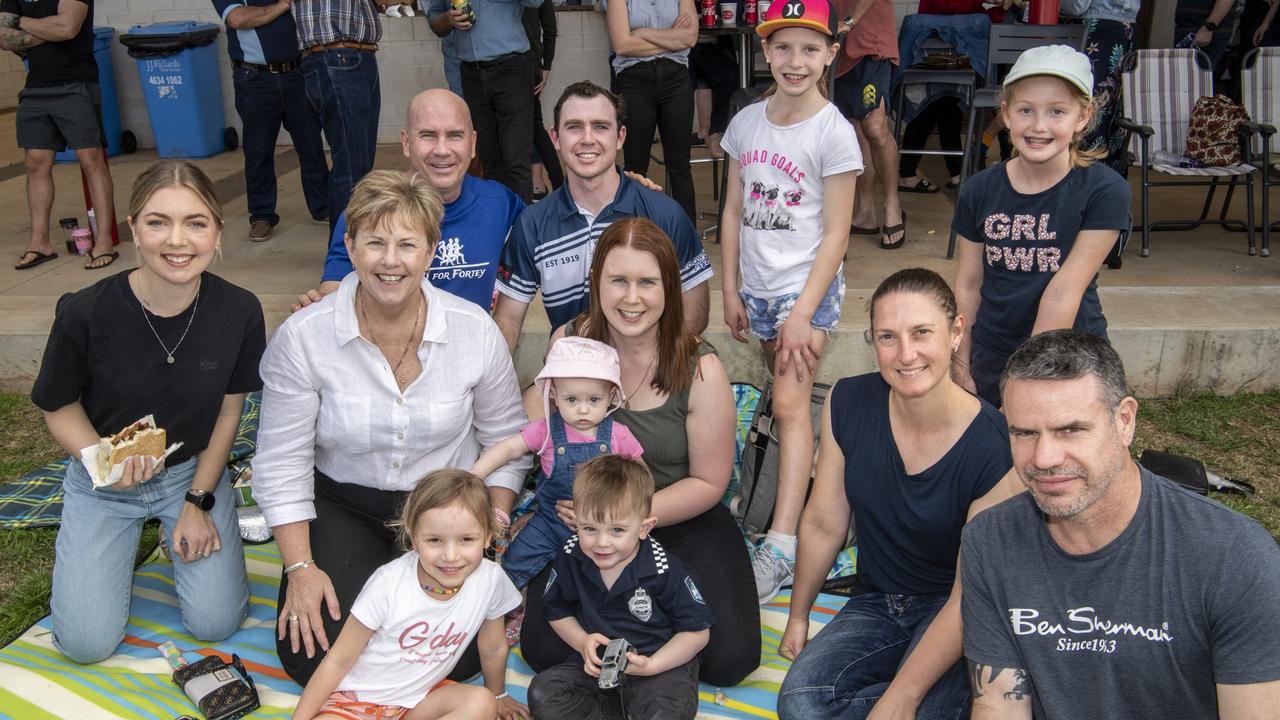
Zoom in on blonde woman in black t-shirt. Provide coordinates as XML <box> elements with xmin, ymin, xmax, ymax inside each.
<box><xmin>31</xmin><ymin>160</ymin><xmax>266</xmax><ymax>664</ymax></box>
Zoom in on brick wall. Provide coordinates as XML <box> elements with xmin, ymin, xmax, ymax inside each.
<box><xmin>0</xmin><ymin>0</ymin><xmax>1036</xmax><ymax>140</ymax></box>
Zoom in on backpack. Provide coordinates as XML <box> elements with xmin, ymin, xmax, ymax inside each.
<box><xmin>1185</xmin><ymin>95</ymin><xmax>1251</xmax><ymax>166</ymax></box>
<box><xmin>731</xmin><ymin>380</ymin><xmax>832</xmax><ymax>537</ymax></box>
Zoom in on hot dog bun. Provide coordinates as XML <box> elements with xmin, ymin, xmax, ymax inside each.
<box><xmin>97</xmin><ymin>415</ymin><xmax>167</xmax><ymax>479</ymax></box>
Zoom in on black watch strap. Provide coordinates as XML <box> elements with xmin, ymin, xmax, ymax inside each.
<box><xmin>1204</xmin><ymin>20</ymin><xmax>1218</xmax><ymax>31</ymax></box>
<box><xmin>185</xmin><ymin>489</ymin><xmax>215</xmax><ymax>512</ymax></box>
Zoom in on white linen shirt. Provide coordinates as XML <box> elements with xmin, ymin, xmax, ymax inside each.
<box><xmin>252</xmin><ymin>274</ymin><xmax>531</xmax><ymax>528</ymax></box>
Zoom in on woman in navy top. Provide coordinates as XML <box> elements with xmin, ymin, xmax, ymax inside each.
<box><xmin>776</xmin><ymin>268</ymin><xmax>1021</xmax><ymax>720</ymax></box>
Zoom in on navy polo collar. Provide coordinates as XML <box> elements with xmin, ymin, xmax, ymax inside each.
<box><xmin>555</xmin><ymin>167</ymin><xmax>640</xmax><ymax>222</ymax></box>
<box><xmin>564</xmin><ymin>534</ymin><xmax>669</xmax><ymax>594</ymax></box>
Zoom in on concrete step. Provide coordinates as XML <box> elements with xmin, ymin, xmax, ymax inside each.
<box><xmin>3</xmin><ymin>286</ymin><xmax>1276</xmax><ymax>397</ymax></box>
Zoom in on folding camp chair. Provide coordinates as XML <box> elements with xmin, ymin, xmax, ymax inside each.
<box><xmin>1240</xmin><ymin>47</ymin><xmax>1278</xmax><ymax>255</ymax></box>
<box><xmin>1116</xmin><ymin>49</ymin><xmax>1259</xmax><ymax>256</ymax></box>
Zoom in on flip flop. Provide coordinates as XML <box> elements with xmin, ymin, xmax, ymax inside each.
<box><xmin>899</xmin><ymin>178</ymin><xmax>939</xmax><ymax>194</ymax></box>
<box><xmin>84</xmin><ymin>249</ymin><xmax>119</xmax><ymax>270</ymax></box>
<box><xmin>15</xmin><ymin>250</ymin><xmax>58</xmax><ymax>270</ymax></box>
<box><xmin>851</xmin><ymin>223</ymin><xmax>879</xmax><ymax>235</ymax></box>
<box><xmin>880</xmin><ymin>211</ymin><xmax>907</xmax><ymax>250</ymax></box>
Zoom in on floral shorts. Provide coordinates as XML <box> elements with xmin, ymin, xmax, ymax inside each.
<box><xmin>740</xmin><ymin>270</ymin><xmax>845</xmax><ymax>341</ymax></box>
<box><xmin>317</xmin><ymin>691</ymin><xmax>409</xmax><ymax>720</ymax></box>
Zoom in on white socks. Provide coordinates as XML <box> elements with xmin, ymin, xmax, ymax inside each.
<box><xmin>765</xmin><ymin>530</ymin><xmax>797</xmax><ymax>559</ymax></box>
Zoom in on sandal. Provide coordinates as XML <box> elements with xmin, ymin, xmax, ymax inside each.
<box><xmin>880</xmin><ymin>211</ymin><xmax>907</xmax><ymax>250</ymax></box>
<box><xmin>15</xmin><ymin>250</ymin><xmax>58</xmax><ymax>270</ymax></box>
<box><xmin>84</xmin><ymin>249</ymin><xmax>119</xmax><ymax>270</ymax></box>
<box><xmin>899</xmin><ymin>177</ymin><xmax>939</xmax><ymax>194</ymax></box>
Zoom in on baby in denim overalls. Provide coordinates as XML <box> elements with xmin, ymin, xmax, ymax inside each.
<box><xmin>471</xmin><ymin>337</ymin><xmax>644</xmax><ymax>588</ymax></box>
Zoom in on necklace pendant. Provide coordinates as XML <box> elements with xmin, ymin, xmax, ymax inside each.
<box><xmin>166</xmin><ymin>355</ymin><xmax>175</xmax><ymax>364</ymax></box>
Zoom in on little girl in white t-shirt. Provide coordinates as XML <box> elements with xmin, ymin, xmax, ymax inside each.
<box><xmin>719</xmin><ymin>0</ymin><xmax>863</xmax><ymax>605</ymax></box>
<box><xmin>292</xmin><ymin>469</ymin><xmax>526</xmax><ymax>720</ymax></box>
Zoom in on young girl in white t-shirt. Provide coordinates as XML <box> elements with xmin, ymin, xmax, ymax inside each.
<box><xmin>292</xmin><ymin>470</ymin><xmax>527</xmax><ymax>720</ymax></box>
<box><xmin>719</xmin><ymin>0</ymin><xmax>863</xmax><ymax>605</ymax></box>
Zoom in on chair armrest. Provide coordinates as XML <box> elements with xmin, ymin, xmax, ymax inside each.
<box><xmin>1116</xmin><ymin>116</ymin><xmax>1154</xmax><ymax>137</ymax></box>
<box><xmin>1245</xmin><ymin>121</ymin><xmax>1277</xmax><ymax>137</ymax></box>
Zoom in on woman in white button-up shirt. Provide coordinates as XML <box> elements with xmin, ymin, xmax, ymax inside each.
<box><xmin>250</xmin><ymin>171</ymin><xmax>530</xmax><ymax>686</ymax></box>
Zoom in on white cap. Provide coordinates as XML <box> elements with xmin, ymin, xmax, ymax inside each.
<box><xmin>1003</xmin><ymin>45</ymin><xmax>1094</xmax><ymax>97</ymax></box>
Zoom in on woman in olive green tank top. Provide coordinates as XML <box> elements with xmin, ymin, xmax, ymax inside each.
<box><xmin>519</xmin><ymin>218</ymin><xmax>762</xmax><ymax>687</ymax></box>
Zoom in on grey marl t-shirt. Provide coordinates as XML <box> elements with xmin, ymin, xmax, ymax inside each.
<box><xmin>961</xmin><ymin>467</ymin><xmax>1280</xmax><ymax>720</ymax></box>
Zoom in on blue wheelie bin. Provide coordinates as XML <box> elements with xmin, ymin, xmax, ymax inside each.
<box><xmin>120</xmin><ymin>21</ymin><xmax>233</xmax><ymax>158</ymax></box>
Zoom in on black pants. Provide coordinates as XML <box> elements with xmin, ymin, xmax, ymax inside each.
<box><xmin>527</xmin><ymin>657</ymin><xmax>700</xmax><ymax>720</ymax></box>
<box><xmin>526</xmin><ymin>52</ymin><xmax>563</xmax><ymax>190</ymax></box>
<box><xmin>690</xmin><ymin>39</ymin><xmax>738</xmax><ymax>135</ymax></box>
<box><xmin>276</xmin><ymin>472</ymin><xmax>483</xmax><ymax>685</ymax></box>
<box><xmin>521</xmin><ymin>503</ymin><xmax>760</xmax><ymax>687</ymax></box>
<box><xmin>462</xmin><ymin>54</ymin><xmax>535</xmax><ymax>203</ymax></box>
<box><xmin>614</xmin><ymin>58</ymin><xmax>697</xmax><ymax>222</ymax></box>
<box><xmin>899</xmin><ymin>97</ymin><xmax>963</xmax><ymax>179</ymax></box>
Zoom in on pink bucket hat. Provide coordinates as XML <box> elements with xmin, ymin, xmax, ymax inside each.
<box><xmin>533</xmin><ymin>337</ymin><xmax>626</xmax><ymax>455</ymax></box>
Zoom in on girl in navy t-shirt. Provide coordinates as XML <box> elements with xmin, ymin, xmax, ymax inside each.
<box><xmin>952</xmin><ymin>45</ymin><xmax>1130</xmax><ymax>407</ymax></box>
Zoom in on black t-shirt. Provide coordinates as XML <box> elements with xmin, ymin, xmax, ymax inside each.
<box><xmin>952</xmin><ymin>162</ymin><xmax>1130</xmax><ymax>355</ymax></box>
<box><xmin>1</xmin><ymin>0</ymin><xmax>97</xmax><ymax>88</ymax></box>
<box><xmin>831</xmin><ymin>373</ymin><xmax>1012</xmax><ymax>596</ymax></box>
<box><xmin>32</xmin><ymin>271</ymin><xmax>266</xmax><ymax>465</ymax></box>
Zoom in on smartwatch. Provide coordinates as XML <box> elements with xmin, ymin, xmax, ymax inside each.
<box><xmin>1204</xmin><ymin>20</ymin><xmax>1218</xmax><ymax>31</ymax></box>
<box><xmin>185</xmin><ymin>489</ymin><xmax>215</xmax><ymax>512</ymax></box>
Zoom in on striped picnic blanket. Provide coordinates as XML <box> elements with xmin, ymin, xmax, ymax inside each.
<box><xmin>0</xmin><ymin>542</ymin><xmax>850</xmax><ymax>720</ymax></box>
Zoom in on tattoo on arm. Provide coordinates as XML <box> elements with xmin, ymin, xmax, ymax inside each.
<box><xmin>0</xmin><ymin>12</ymin><xmax>17</xmax><ymax>28</ymax></box>
<box><xmin>968</xmin><ymin>661</ymin><xmax>1032</xmax><ymax>702</ymax></box>
<box><xmin>0</xmin><ymin>13</ymin><xmax>42</xmax><ymax>52</ymax></box>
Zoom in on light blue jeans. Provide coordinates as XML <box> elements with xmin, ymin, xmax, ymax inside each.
<box><xmin>778</xmin><ymin>590</ymin><xmax>970</xmax><ymax>720</ymax></box>
<box><xmin>51</xmin><ymin>456</ymin><xmax>248</xmax><ymax>664</ymax></box>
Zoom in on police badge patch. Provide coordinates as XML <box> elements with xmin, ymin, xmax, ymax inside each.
<box><xmin>629</xmin><ymin>587</ymin><xmax>653</xmax><ymax>622</ymax></box>
<box><xmin>684</xmin><ymin>576</ymin><xmax>706</xmax><ymax>604</ymax></box>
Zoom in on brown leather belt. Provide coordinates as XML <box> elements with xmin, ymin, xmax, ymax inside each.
<box><xmin>232</xmin><ymin>58</ymin><xmax>298</xmax><ymax>74</ymax></box>
<box><xmin>302</xmin><ymin>41</ymin><xmax>378</xmax><ymax>56</ymax></box>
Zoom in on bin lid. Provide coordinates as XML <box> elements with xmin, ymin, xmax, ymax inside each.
<box><xmin>91</xmin><ymin>26</ymin><xmax>114</xmax><ymax>39</ymax></box>
<box><xmin>120</xmin><ymin>21</ymin><xmax>220</xmax><ymax>57</ymax></box>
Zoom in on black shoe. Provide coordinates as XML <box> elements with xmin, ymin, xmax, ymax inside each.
<box><xmin>691</xmin><ymin>133</ymin><xmax>707</xmax><ymax>147</ymax></box>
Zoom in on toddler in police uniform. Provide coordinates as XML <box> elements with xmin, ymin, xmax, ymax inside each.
<box><xmin>526</xmin><ymin>455</ymin><xmax>714</xmax><ymax>719</ymax></box>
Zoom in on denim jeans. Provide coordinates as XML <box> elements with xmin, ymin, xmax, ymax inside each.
<box><xmin>233</xmin><ymin>64</ymin><xmax>330</xmax><ymax>226</ymax></box>
<box><xmin>614</xmin><ymin>58</ymin><xmax>697</xmax><ymax>223</ymax></box>
<box><xmin>460</xmin><ymin>54</ymin><xmax>535</xmax><ymax>203</ymax></box>
<box><xmin>51</xmin><ymin>457</ymin><xmax>248</xmax><ymax>664</ymax></box>
<box><xmin>302</xmin><ymin>49</ymin><xmax>380</xmax><ymax>238</ymax></box>
<box><xmin>778</xmin><ymin>590</ymin><xmax>970</xmax><ymax>720</ymax></box>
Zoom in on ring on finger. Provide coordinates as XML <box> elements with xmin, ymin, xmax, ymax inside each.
<box><xmin>288</xmin><ymin>615</ymin><xmax>299</xmax><ymax>623</ymax></box>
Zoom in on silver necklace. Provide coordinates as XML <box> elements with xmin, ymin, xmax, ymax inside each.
<box><xmin>138</xmin><ymin>282</ymin><xmax>200</xmax><ymax>365</ymax></box>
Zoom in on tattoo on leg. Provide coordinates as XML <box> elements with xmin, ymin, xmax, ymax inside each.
<box><xmin>968</xmin><ymin>661</ymin><xmax>1032</xmax><ymax>702</ymax></box>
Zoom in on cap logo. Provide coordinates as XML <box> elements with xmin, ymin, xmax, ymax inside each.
<box><xmin>782</xmin><ymin>0</ymin><xmax>805</xmax><ymax>18</ymax></box>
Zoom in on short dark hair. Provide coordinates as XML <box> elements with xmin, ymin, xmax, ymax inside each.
<box><xmin>553</xmin><ymin>81</ymin><xmax>626</xmax><ymax>130</ymax></box>
<box><xmin>1001</xmin><ymin>330</ymin><xmax>1128</xmax><ymax>408</ymax></box>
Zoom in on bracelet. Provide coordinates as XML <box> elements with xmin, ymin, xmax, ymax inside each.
<box><xmin>494</xmin><ymin>691</ymin><xmax>509</xmax><ymax>701</ymax></box>
<box><xmin>493</xmin><ymin>508</ymin><xmax>511</xmax><ymax>527</ymax></box>
<box><xmin>284</xmin><ymin>560</ymin><xmax>316</xmax><ymax>574</ymax></box>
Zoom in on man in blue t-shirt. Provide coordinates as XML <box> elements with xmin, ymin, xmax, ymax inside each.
<box><xmin>492</xmin><ymin>81</ymin><xmax>713</xmax><ymax>352</ymax></box>
<box><xmin>961</xmin><ymin>330</ymin><xmax>1280</xmax><ymax>719</ymax></box>
<box><xmin>213</xmin><ymin>0</ymin><xmax>330</xmax><ymax>241</ymax></box>
<box><xmin>296</xmin><ymin>89</ymin><xmax>524</xmax><ymax>312</ymax></box>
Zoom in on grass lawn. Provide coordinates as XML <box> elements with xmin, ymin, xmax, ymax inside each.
<box><xmin>0</xmin><ymin>389</ymin><xmax>1277</xmax><ymax>649</ymax></box>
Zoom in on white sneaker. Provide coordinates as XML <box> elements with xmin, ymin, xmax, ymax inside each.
<box><xmin>752</xmin><ymin>540</ymin><xmax>795</xmax><ymax>604</ymax></box>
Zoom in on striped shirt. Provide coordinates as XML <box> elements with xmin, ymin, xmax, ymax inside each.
<box><xmin>292</xmin><ymin>0</ymin><xmax>381</xmax><ymax>49</ymax></box>
<box><xmin>496</xmin><ymin>168</ymin><xmax>713</xmax><ymax>330</ymax></box>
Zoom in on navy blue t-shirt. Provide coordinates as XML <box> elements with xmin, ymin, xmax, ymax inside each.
<box><xmin>542</xmin><ymin>535</ymin><xmax>715</xmax><ymax>656</ymax></box>
<box><xmin>952</xmin><ymin>162</ymin><xmax>1130</xmax><ymax>356</ymax></box>
<box><xmin>212</xmin><ymin>0</ymin><xmax>302</xmax><ymax>64</ymax></box>
<box><xmin>831</xmin><ymin>373</ymin><xmax>1012</xmax><ymax>596</ymax></box>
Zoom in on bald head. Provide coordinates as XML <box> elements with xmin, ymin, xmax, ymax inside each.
<box><xmin>406</xmin><ymin>89</ymin><xmax>473</xmax><ymax>134</ymax></box>
<box><xmin>401</xmin><ymin>89</ymin><xmax>476</xmax><ymax>203</ymax></box>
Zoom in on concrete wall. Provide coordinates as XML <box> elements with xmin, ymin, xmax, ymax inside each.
<box><xmin>0</xmin><ymin>1</ymin><xmax>920</xmax><ymax>135</ymax></box>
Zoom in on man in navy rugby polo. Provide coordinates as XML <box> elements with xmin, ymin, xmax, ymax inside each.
<box><xmin>493</xmin><ymin>81</ymin><xmax>712</xmax><ymax>351</ymax></box>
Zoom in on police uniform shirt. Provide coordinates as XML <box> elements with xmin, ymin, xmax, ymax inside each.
<box><xmin>542</xmin><ymin>535</ymin><xmax>715</xmax><ymax>655</ymax></box>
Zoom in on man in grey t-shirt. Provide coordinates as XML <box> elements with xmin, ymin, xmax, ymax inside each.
<box><xmin>960</xmin><ymin>330</ymin><xmax>1280</xmax><ymax>719</ymax></box>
